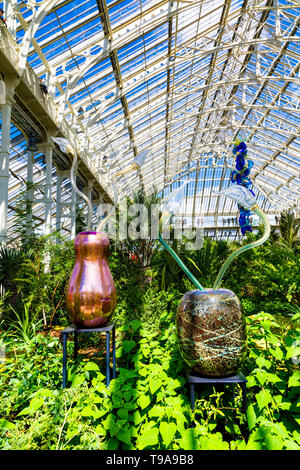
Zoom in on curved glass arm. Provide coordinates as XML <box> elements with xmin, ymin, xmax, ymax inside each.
<box><xmin>213</xmin><ymin>205</ymin><xmax>270</xmax><ymax>290</ymax></box>
<box><xmin>214</xmin><ymin>185</ymin><xmax>256</xmax><ymax>210</ymax></box>
<box><xmin>52</xmin><ymin>138</ymin><xmax>93</xmax><ymax>231</ymax></box>
<box><xmin>158</xmin><ymin>211</ymin><xmax>204</xmax><ymax>291</ymax></box>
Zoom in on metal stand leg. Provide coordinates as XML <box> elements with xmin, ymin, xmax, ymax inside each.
<box><xmin>62</xmin><ymin>333</ymin><xmax>67</xmax><ymax>389</ymax></box>
<box><xmin>112</xmin><ymin>325</ymin><xmax>116</xmax><ymax>379</ymax></box>
<box><xmin>232</xmin><ymin>384</ymin><xmax>236</xmax><ymax>405</ymax></box>
<box><xmin>74</xmin><ymin>331</ymin><xmax>78</xmax><ymax>360</ymax></box>
<box><xmin>241</xmin><ymin>382</ymin><xmax>247</xmax><ymax>413</ymax></box>
<box><xmin>190</xmin><ymin>384</ymin><xmax>195</xmax><ymax>412</ymax></box>
<box><xmin>106</xmin><ymin>332</ymin><xmax>110</xmax><ymax>388</ymax></box>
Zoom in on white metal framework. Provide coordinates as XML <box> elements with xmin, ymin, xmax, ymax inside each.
<box><xmin>0</xmin><ymin>0</ymin><xmax>299</xmax><ymax>243</ymax></box>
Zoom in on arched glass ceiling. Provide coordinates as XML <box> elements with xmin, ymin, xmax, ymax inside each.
<box><xmin>1</xmin><ymin>0</ymin><xmax>300</xmax><ymax>233</ymax></box>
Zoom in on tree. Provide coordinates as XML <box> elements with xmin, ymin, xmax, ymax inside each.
<box><xmin>114</xmin><ymin>186</ymin><xmax>162</xmax><ymax>267</ymax></box>
<box><xmin>278</xmin><ymin>210</ymin><xmax>299</xmax><ymax>249</ymax></box>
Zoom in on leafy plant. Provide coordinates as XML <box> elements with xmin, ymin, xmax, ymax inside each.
<box><xmin>4</xmin><ymin>297</ymin><xmax>43</xmax><ymax>344</ymax></box>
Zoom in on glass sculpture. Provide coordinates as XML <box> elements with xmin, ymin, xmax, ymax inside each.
<box><xmin>159</xmin><ymin>181</ymin><xmax>270</xmax><ymax>377</ymax></box>
<box><xmin>66</xmin><ymin>231</ymin><xmax>117</xmax><ymax>328</ymax></box>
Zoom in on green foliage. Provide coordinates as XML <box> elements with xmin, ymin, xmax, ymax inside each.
<box><xmin>0</xmin><ymin>209</ymin><xmax>299</xmax><ymax>450</ymax></box>
<box><xmin>13</xmin><ymin>181</ymin><xmax>41</xmax><ymax>246</ymax></box>
<box><xmin>76</xmin><ymin>204</ymin><xmax>87</xmax><ymax>235</ymax></box>
<box><xmin>3</xmin><ymin>297</ymin><xmax>43</xmax><ymax>344</ymax></box>
<box><xmin>278</xmin><ymin>210</ymin><xmax>300</xmax><ymax>250</ymax></box>
<box><xmin>0</xmin><ymin>306</ymin><xmax>299</xmax><ymax>450</ymax></box>
<box><xmin>112</xmin><ymin>186</ymin><xmax>162</xmax><ymax>267</ymax></box>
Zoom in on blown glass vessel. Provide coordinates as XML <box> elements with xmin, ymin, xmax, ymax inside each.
<box><xmin>66</xmin><ymin>231</ymin><xmax>117</xmax><ymax>328</ymax></box>
<box><xmin>176</xmin><ymin>289</ymin><xmax>247</xmax><ymax>376</ymax></box>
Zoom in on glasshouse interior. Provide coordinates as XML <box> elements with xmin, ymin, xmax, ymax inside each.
<box><xmin>0</xmin><ymin>0</ymin><xmax>299</xmax><ymax>452</ymax></box>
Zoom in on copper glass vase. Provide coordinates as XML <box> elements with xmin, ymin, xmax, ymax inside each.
<box><xmin>176</xmin><ymin>288</ymin><xmax>246</xmax><ymax>377</ymax></box>
<box><xmin>66</xmin><ymin>231</ymin><xmax>117</xmax><ymax>328</ymax></box>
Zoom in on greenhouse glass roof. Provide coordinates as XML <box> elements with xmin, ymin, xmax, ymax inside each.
<box><xmin>0</xmin><ymin>0</ymin><xmax>299</xmax><ymax>241</ymax></box>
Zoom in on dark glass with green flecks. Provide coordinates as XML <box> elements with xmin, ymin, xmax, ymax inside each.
<box><xmin>176</xmin><ymin>289</ymin><xmax>247</xmax><ymax>377</ymax></box>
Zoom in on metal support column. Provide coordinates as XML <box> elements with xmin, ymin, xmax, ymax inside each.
<box><xmin>0</xmin><ymin>100</ymin><xmax>12</xmax><ymax>244</ymax></box>
<box><xmin>3</xmin><ymin>0</ymin><xmax>17</xmax><ymax>39</ymax></box>
<box><xmin>44</xmin><ymin>144</ymin><xmax>53</xmax><ymax>237</ymax></box>
<box><xmin>55</xmin><ymin>169</ymin><xmax>62</xmax><ymax>240</ymax></box>
<box><xmin>25</xmin><ymin>150</ymin><xmax>35</xmax><ymax>242</ymax></box>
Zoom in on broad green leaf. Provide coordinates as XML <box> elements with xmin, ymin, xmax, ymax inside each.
<box><xmin>286</xmin><ymin>345</ymin><xmax>300</xmax><ymax>360</ymax></box>
<box><xmin>200</xmin><ymin>433</ymin><xmax>229</xmax><ymax>450</ymax></box>
<box><xmin>71</xmin><ymin>373</ymin><xmax>85</xmax><ymax>387</ymax></box>
<box><xmin>129</xmin><ymin>319</ymin><xmax>142</xmax><ymax>332</ymax></box>
<box><xmin>159</xmin><ymin>421</ymin><xmax>177</xmax><ymax>447</ymax></box>
<box><xmin>106</xmin><ymin>438</ymin><xmax>119</xmax><ymax>450</ymax></box>
<box><xmin>246</xmin><ymin>375</ymin><xmax>256</xmax><ymax>388</ymax></box>
<box><xmin>270</xmin><ymin>347</ymin><xmax>284</xmax><ymax>361</ymax></box>
<box><xmin>288</xmin><ymin>371</ymin><xmax>300</xmax><ymax>387</ymax></box>
<box><xmin>0</xmin><ymin>419</ymin><xmax>15</xmax><ymax>431</ymax></box>
<box><xmin>18</xmin><ymin>397</ymin><xmax>44</xmax><ymax>416</ymax></box>
<box><xmin>123</xmin><ymin>391</ymin><xmax>132</xmax><ymax>402</ymax></box>
<box><xmin>137</xmin><ymin>427</ymin><xmax>159</xmax><ymax>449</ymax></box>
<box><xmin>119</xmin><ymin>368</ymin><xmax>137</xmax><ymax>379</ymax></box>
<box><xmin>246</xmin><ymin>439</ymin><xmax>265</xmax><ymax>450</ymax></box>
<box><xmin>266</xmin><ymin>373</ymin><xmax>283</xmax><ymax>385</ymax></box>
<box><xmin>29</xmin><ymin>388</ymin><xmax>53</xmax><ymax>399</ymax></box>
<box><xmin>149</xmin><ymin>405</ymin><xmax>165</xmax><ymax>418</ymax></box>
<box><xmin>234</xmin><ymin>439</ymin><xmax>247</xmax><ymax>450</ymax></box>
<box><xmin>292</xmin><ymin>430</ymin><xmax>300</xmax><ymax>445</ymax></box>
<box><xmin>84</xmin><ymin>362</ymin><xmax>100</xmax><ymax>371</ymax></box>
<box><xmin>149</xmin><ymin>378</ymin><xmax>162</xmax><ymax>395</ymax></box>
<box><xmin>273</xmin><ymin>395</ymin><xmax>291</xmax><ymax>411</ymax></box>
<box><xmin>95</xmin><ymin>424</ymin><xmax>105</xmax><ymax>436</ymax></box>
<box><xmin>270</xmin><ymin>422</ymin><xmax>290</xmax><ymax>438</ymax></box>
<box><xmin>255</xmin><ymin>389</ymin><xmax>272</xmax><ymax>410</ymax></box>
<box><xmin>265</xmin><ymin>432</ymin><xmax>284</xmax><ymax>450</ymax></box>
<box><xmin>117</xmin><ymin>408</ymin><xmax>128</xmax><ymax>420</ymax></box>
<box><xmin>165</xmin><ymin>396</ymin><xmax>184</xmax><ymax>407</ymax></box>
<box><xmin>123</xmin><ymin>340</ymin><xmax>136</xmax><ymax>353</ymax></box>
<box><xmin>81</xmin><ymin>405</ymin><xmax>103</xmax><ymax>419</ymax></box>
<box><xmin>66</xmin><ymin>427</ymin><xmax>79</xmax><ymax>441</ymax></box>
<box><xmin>255</xmin><ymin>370</ymin><xmax>268</xmax><ymax>386</ymax></box>
<box><xmin>177</xmin><ymin>428</ymin><xmax>199</xmax><ymax>450</ymax></box>
<box><xmin>117</xmin><ymin>429</ymin><xmax>131</xmax><ymax>446</ymax></box>
<box><xmin>137</xmin><ymin>394</ymin><xmax>150</xmax><ymax>410</ymax></box>
<box><xmin>81</xmin><ymin>405</ymin><xmax>95</xmax><ymax>417</ymax></box>
<box><xmin>284</xmin><ymin>440</ymin><xmax>300</xmax><ymax>450</ymax></box>
<box><xmin>256</xmin><ymin>357</ymin><xmax>271</xmax><ymax>369</ymax></box>
<box><xmin>132</xmin><ymin>410</ymin><xmax>142</xmax><ymax>425</ymax></box>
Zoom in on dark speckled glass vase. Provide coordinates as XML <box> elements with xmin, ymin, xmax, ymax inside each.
<box><xmin>176</xmin><ymin>289</ymin><xmax>247</xmax><ymax>377</ymax></box>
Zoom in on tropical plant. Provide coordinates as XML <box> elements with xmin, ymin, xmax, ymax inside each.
<box><xmin>186</xmin><ymin>238</ymin><xmax>230</xmax><ymax>288</ymax></box>
<box><xmin>0</xmin><ymin>245</ymin><xmax>25</xmax><ymax>293</ymax></box>
<box><xmin>278</xmin><ymin>210</ymin><xmax>300</xmax><ymax>249</ymax></box>
<box><xmin>0</xmin><ymin>311</ymin><xmax>299</xmax><ymax>450</ymax></box>
<box><xmin>114</xmin><ymin>186</ymin><xmax>162</xmax><ymax>267</ymax></box>
<box><xmin>13</xmin><ymin>181</ymin><xmax>41</xmax><ymax>246</ymax></box>
<box><xmin>76</xmin><ymin>204</ymin><xmax>86</xmax><ymax>235</ymax></box>
<box><xmin>3</xmin><ymin>297</ymin><xmax>43</xmax><ymax>344</ymax></box>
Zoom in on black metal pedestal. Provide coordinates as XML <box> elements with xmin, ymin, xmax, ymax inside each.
<box><xmin>62</xmin><ymin>321</ymin><xmax>116</xmax><ymax>389</ymax></box>
<box><xmin>188</xmin><ymin>371</ymin><xmax>247</xmax><ymax>413</ymax></box>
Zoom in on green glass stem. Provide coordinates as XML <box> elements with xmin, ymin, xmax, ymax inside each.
<box><xmin>213</xmin><ymin>205</ymin><xmax>270</xmax><ymax>290</ymax></box>
<box><xmin>158</xmin><ymin>234</ymin><xmax>204</xmax><ymax>291</ymax></box>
